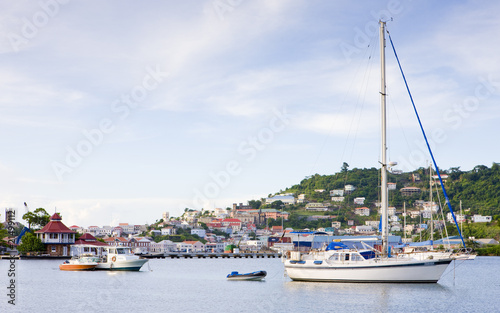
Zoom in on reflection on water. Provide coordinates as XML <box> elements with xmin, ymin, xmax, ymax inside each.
<box><xmin>0</xmin><ymin>257</ymin><xmax>498</xmax><ymax>313</ymax></box>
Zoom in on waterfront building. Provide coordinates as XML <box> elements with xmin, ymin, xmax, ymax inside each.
<box><xmin>150</xmin><ymin>240</ymin><xmax>176</xmax><ymax>253</ymax></box>
<box><xmin>178</xmin><ymin>241</ymin><xmax>205</xmax><ymax>252</ymax></box>
<box><xmin>35</xmin><ymin>213</ymin><xmax>75</xmax><ymax>256</ymax></box>
<box><xmin>71</xmin><ymin>233</ymin><xmax>107</xmax><ymax>256</ymax></box>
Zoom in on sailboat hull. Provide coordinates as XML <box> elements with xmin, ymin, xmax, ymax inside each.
<box><xmin>285</xmin><ymin>259</ymin><xmax>452</xmax><ymax>283</ymax></box>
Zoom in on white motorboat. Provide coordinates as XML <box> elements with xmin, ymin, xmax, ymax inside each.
<box><xmin>59</xmin><ymin>255</ymin><xmax>100</xmax><ymax>271</ymax></box>
<box><xmin>96</xmin><ymin>246</ymin><xmax>148</xmax><ymax>271</ymax></box>
<box><xmin>284</xmin><ymin>21</ymin><xmax>453</xmax><ymax>283</ymax></box>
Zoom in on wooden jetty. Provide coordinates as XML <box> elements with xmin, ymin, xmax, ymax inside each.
<box><xmin>140</xmin><ymin>252</ymin><xmax>282</xmax><ymax>259</ymax></box>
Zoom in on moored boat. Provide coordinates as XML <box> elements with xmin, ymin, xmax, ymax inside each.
<box><xmin>95</xmin><ymin>246</ymin><xmax>148</xmax><ymax>271</ymax></box>
<box><xmin>227</xmin><ymin>270</ymin><xmax>267</xmax><ymax>281</ymax></box>
<box><xmin>59</xmin><ymin>256</ymin><xmax>100</xmax><ymax>271</ymax></box>
<box><xmin>283</xmin><ymin>21</ymin><xmax>454</xmax><ymax>283</ymax></box>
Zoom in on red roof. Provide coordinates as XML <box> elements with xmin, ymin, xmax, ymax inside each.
<box><xmin>104</xmin><ymin>237</ymin><xmax>128</xmax><ymax>243</ymax></box>
<box><xmin>222</xmin><ymin>218</ymin><xmax>242</xmax><ymax>223</ymax></box>
<box><xmin>79</xmin><ymin>233</ymin><xmax>97</xmax><ymax>241</ymax></box>
<box><xmin>35</xmin><ymin>213</ymin><xmax>75</xmax><ymax>234</ymax></box>
<box><xmin>50</xmin><ymin>213</ymin><xmax>62</xmax><ymax>220</ymax></box>
<box><xmin>73</xmin><ymin>239</ymin><xmax>107</xmax><ymax>246</ymax></box>
<box><xmin>183</xmin><ymin>241</ymin><xmax>201</xmax><ymax>245</ymax></box>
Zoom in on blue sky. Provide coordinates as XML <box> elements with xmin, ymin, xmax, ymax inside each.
<box><xmin>1</xmin><ymin>0</ymin><xmax>499</xmax><ymax>227</ymax></box>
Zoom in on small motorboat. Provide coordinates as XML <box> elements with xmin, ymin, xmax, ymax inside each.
<box><xmin>59</xmin><ymin>256</ymin><xmax>100</xmax><ymax>271</ymax></box>
<box><xmin>226</xmin><ymin>270</ymin><xmax>267</xmax><ymax>281</ymax></box>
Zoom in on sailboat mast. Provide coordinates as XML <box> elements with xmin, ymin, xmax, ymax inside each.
<box><xmin>429</xmin><ymin>164</ymin><xmax>434</xmax><ymax>242</ymax></box>
<box><xmin>380</xmin><ymin>20</ymin><xmax>389</xmax><ymax>255</ymax></box>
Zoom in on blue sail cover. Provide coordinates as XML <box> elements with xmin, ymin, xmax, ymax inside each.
<box><xmin>325</xmin><ymin>242</ymin><xmax>349</xmax><ymax>251</ymax></box>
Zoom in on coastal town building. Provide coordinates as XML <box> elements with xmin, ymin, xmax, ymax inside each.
<box><xmin>354</xmin><ymin>207</ymin><xmax>370</xmax><ymax>216</ymax></box>
<box><xmin>161</xmin><ymin>226</ymin><xmax>177</xmax><ymax>236</ymax></box>
<box><xmin>305</xmin><ymin>203</ymin><xmax>330</xmax><ymax>211</ymax></box>
<box><xmin>344</xmin><ymin>185</ymin><xmax>356</xmax><ymax>194</ymax></box>
<box><xmin>35</xmin><ymin>213</ymin><xmax>76</xmax><ymax>256</ymax></box>
<box><xmin>472</xmin><ymin>215</ymin><xmax>492</xmax><ymax>223</ymax></box>
<box><xmin>191</xmin><ymin>228</ymin><xmax>206</xmax><ymax>238</ymax></box>
<box><xmin>150</xmin><ymin>240</ymin><xmax>176</xmax><ymax>253</ymax></box>
<box><xmin>265</xmin><ymin>195</ymin><xmax>296</xmax><ymax>205</ymax></box>
<box><xmin>400</xmin><ymin>187</ymin><xmax>421</xmax><ymax>196</ymax></box>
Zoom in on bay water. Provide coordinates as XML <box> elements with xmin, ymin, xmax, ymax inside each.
<box><xmin>1</xmin><ymin>256</ymin><xmax>499</xmax><ymax>312</ymax></box>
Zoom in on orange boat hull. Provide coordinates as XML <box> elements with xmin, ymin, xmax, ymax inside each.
<box><xmin>59</xmin><ymin>264</ymin><xmax>97</xmax><ymax>271</ymax></box>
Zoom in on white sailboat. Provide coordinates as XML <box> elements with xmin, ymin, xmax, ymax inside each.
<box><xmin>284</xmin><ymin>21</ymin><xmax>453</xmax><ymax>283</ymax></box>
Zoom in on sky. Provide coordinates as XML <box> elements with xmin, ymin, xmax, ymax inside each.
<box><xmin>1</xmin><ymin>0</ymin><xmax>499</xmax><ymax>228</ymax></box>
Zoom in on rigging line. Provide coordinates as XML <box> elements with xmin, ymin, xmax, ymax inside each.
<box><xmin>386</xmin><ymin>85</ymin><xmax>414</xmax><ymax>163</ymax></box>
<box><xmin>386</xmin><ymin>28</ymin><xmax>466</xmax><ymax>249</ymax></box>
<box><xmin>346</xmin><ymin>40</ymin><xmax>377</xmax><ymax>171</ymax></box>
<box><xmin>434</xmin><ymin>177</ymin><xmax>451</xmax><ymax>250</ymax></box>
<box><xmin>340</xmin><ymin>35</ymin><xmax>378</xmax><ymax>186</ymax></box>
<box><xmin>308</xmin><ymin>38</ymin><xmax>376</xmax><ymax>177</ymax></box>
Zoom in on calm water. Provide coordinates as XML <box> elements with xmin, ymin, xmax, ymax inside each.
<box><xmin>1</xmin><ymin>256</ymin><xmax>499</xmax><ymax>312</ymax></box>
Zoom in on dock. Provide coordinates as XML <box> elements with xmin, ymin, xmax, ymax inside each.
<box><xmin>140</xmin><ymin>252</ymin><xmax>282</xmax><ymax>259</ymax></box>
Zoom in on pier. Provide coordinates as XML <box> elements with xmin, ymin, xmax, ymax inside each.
<box><xmin>140</xmin><ymin>252</ymin><xmax>282</xmax><ymax>259</ymax></box>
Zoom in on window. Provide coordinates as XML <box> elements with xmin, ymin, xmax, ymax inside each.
<box><xmin>51</xmin><ymin>246</ymin><xmax>56</xmax><ymax>253</ymax></box>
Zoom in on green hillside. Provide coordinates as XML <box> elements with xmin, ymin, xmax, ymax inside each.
<box><xmin>275</xmin><ymin>162</ymin><xmax>500</xmax><ymax>218</ymax></box>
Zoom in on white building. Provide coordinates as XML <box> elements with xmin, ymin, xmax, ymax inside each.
<box><xmin>354</xmin><ymin>207</ymin><xmax>370</xmax><ymax>216</ymax></box>
<box><xmin>387</xmin><ymin>207</ymin><xmax>396</xmax><ymax>216</ymax></box>
<box><xmin>344</xmin><ymin>185</ymin><xmax>356</xmax><ymax>194</ymax></box>
<box><xmin>245</xmin><ymin>240</ymin><xmax>265</xmax><ymax>251</ymax></box>
<box><xmin>472</xmin><ymin>215</ymin><xmax>492</xmax><ymax>223</ymax></box>
<box><xmin>331</xmin><ymin>221</ymin><xmax>341</xmax><ymax>228</ymax></box>
<box><xmin>331</xmin><ymin>196</ymin><xmax>345</xmax><ymax>202</ymax></box>
<box><xmin>177</xmin><ymin>241</ymin><xmax>205</xmax><ymax>253</ymax></box>
<box><xmin>265</xmin><ymin>195</ymin><xmax>296</xmax><ymax>205</ymax></box>
<box><xmin>330</xmin><ymin>189</ymin><xmax>344</xmax><ymax>196</ymax></box>
<box><xmin>191</xmin><ymin>228</ymin><xmax>206</xmax><ymax>238</ymax></box>
<box><xmin>353</xmin><ymin>197</ymin><xmax>365</xmax><ymax>205</ymax></box>
<box><xmin>446</xmin><ymin>213</ymin><xmax>466</xmax><ymax>223</ymax></box>
<box><xmin>297</xmin><ymin>194</ymin><xmax>306</xmax><ymax>203</ymax></box>
<box><xmin>355</xmin><ymin>225</ymin><xmax>374</xmax><ymax>233</ymax></box>
<box><xmin>305</xmin><ymin>203</ymin><xmax>329</xmax><ymax>211</ymax></box>
<box><xmin>391</xmin><ymin>225</ymin><xmax>401</xmax><ymax>232</ymax></box>
<box><xmin>150</xmin><ymin>240</ymin><xmax>176</xmax><ymax>253</ymax></box>
<box><xmin>365</xmin><ymin>221</ymin><xmax>379</xmax><ymax>228</ymax></box>
<box><xmin>161</xmin><ymin>226</ymin><xmax>177</xmax><ymax>236</ymax></box>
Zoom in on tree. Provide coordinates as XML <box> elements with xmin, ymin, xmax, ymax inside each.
<box><xmin>271</xmin><ymin>200</ymin><xmax>284</xmax><ymax>210</ymax></box>
<box><xmin>248</xmin><ymin>200</ymin><xmax>262</xmax><ymax>210</ymax></box>
<box><xmin>16</xmin><ymin>232</ymin><xmax>45</xmax><ymax>254</ymax></box>
<box><xmin>341</xmin><ymin>162</ymin><xmax>349</xmax><ymax>173</ymax></box>
<box><xmin>22</xmin><ymin>208</ymin><xmax>50</xmax><ymax>229</ymax></box>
